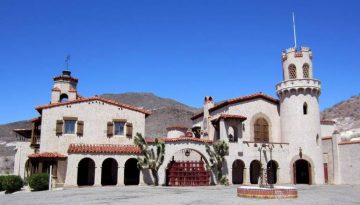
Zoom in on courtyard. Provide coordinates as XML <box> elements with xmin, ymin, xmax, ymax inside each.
<box><xmin>1</xmin><ymin>185</ymin><xmax>360</xmax><ymax>205</ymax></box>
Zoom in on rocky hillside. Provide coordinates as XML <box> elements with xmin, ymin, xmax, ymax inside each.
<box><xmin>321</xmin><ymin>94</ymin><xmax>360</xmax><ymax>131</ymax></box>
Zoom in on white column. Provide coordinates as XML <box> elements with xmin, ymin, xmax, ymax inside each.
<box><xmin>219</xmin><ymin>119</ymin><xmax>227</xmax><ymax>141</ymax></box>
<box><xmin>117</xmin><ymin>166</ymin><xmax>124</xmax><ymax>186</ymax></box>
<box><xmin>94</xmin><ymin>166</ymin><xmax>102</xmax><ymax>186</ymax></box>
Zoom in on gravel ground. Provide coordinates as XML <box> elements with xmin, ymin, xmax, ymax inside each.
<box><xmin>1</xmin><ymin>185</ymin><xmax>360</xmax><ymax>205</ymax></box>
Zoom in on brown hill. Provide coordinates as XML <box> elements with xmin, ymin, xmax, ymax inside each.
<box><xmin>321</xmin><ymin>94</ymin><xmax>360</xmax><ymax>131</ymax></box>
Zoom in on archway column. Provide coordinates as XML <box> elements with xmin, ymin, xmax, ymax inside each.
<box><xmin>94</xmin><ymin>166</ymin><xmax>102</xmax><ymax>186</ymax></box>
<box><xmin>117</xmin><ymin>166</ymin><xmax>124</xmax><ymax>186</ymax></box>
<box><xmin>244</xmin><ymin>167</ymin><xmax>250</xmax><ymax>185</ymax></box>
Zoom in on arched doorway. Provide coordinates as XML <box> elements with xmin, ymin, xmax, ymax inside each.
<box><xmin>294</xmin><ymin>159</ymin><xmax>311</xmax><ymax>184</ymax></box>
<box><xmin>232</xmin><ymin>159</ymin><xmax>245</xmax><ymax>184</ymax></box>
<box><xmin>77</xmin><ymin>158</ymin><xmax>95</xmax><ymax>186</ymax></box>
<box><xmin>250</xmin><ymin>160</ymin><xmax>261</xmax><ymax>184</ymax></box>
<box><xmin>166</xmin><ymin>149</ymin><xmax>210</xmax><ymax>186</ymax></box>
<box><xmin>124</xmin><ymin>158</ymin><xmax>140</xmax><ymax>185</ymax></box>
<box><xmin>267</xmin><ymin>160</ymin><xmax>278</xmax><ymax>184</ymax></box>
<box><xmin>101</xmin><ymin>158</ymin><xmax>118</xmax><ymax>186</ymax></box>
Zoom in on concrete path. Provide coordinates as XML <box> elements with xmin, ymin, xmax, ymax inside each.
<box><xmin>1</xmin><ymin>185</ymin><xmax>360</xmax><ymax>205</ymax></box>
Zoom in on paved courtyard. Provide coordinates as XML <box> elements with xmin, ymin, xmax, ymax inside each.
<box><xmin>1</xmin><ymin>185</ymin><xmax>360</xmax><ymax>205</ymax></box>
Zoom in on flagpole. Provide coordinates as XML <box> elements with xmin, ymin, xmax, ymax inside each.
<box><xmin>292</xmin><ymin>12</ymin><xmax>297</xmax><ymax>48</ymax></box>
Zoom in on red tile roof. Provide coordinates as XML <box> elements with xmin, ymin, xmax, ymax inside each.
<box><xmin>28</xmin><ymin>152</ymin><xmax>67</xmax><ymax>159</ymax></box>
<box><xmin>191</xmin><ymin>92</ymin><xmax>279</xmax><ymax>120</ymax></box>
<box><xmin>68</xmin><ymin>144</ymin><xmax>142</xmax><ymax>154</ymax></box>
<box><xmin>146</xmin><ymin>137</ymin><xmax>213</xmax><ymax>144</ymax></box>
<box><xmin>321</xmin><ymin>136</ymin><xmax>332</xmax><ymax>140</ymax></box>
<box><xmin>219</xmin><ymin>114</ymin><xmax>247</xmax><ymax>120</ymax></box>
<box><xmin>166</xmin><ymin>125</ymin><xmax>189</xmax><ymax>131</ymax></box>
<box><xmin>338</xmin><ymin>140</ymin><xmax>360</xmax><ymax>145</ymax></box>
<box><xmin>320</xmin><ymin>119</ymin><xmax>336</xmax><ymax>125</ymax></box>
<box><xmin>35</xmin><ymin>96</ymin><xmax>151</xmax><ymax>116</ymax></box>
<box><xmin>53</xmin><ymin>75</ymin><xmax>78</xmax><ymax>83</ymax></box>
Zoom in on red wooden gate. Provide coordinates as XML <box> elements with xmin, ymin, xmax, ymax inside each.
<box><xmin>324</xmin><ymin>163</ymin><xmax>328</xmax><ymax>184</ymax></box>
<box><xmin>166</xmin><ymin>160</ymin><xmax>210</xmax><ymax>186</ymax></box>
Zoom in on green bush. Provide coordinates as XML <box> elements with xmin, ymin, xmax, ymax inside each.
<box><xmin>219</xmin><ymin>176</ymin><xmax>229</xmax><ymax>186</ymax></box>
<box><xmin>0</xmin><ymin>175</ymin><xmax>6</xmax><ymax>191</ymax></box>
<box><xmin>2</xmin><ymin>175</ymin><xmax>23</xmax><ymax>193</ymax></box>
<box><xmin>28</xmin><ymin>173</ymin><xmax>49</xmax><ymax>191</ymax></box>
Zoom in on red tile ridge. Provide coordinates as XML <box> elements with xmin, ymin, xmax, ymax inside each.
<box><xmin>321</xmin><ymin>119</ymin><xmax>336</xmax><ymax>125</ymax></box>
<box><xmin>321</xmin><ymin>136</ymin><xmax>332</xmax><ymax>140</ymax></box>
<box><xmin>191</xmin><ymin>92</ymin><xmax>278</xmax><ymax>120</ymax></box>
<box><xmin>28</xmin><ymin>152</ymin><xmax>67</xmax><ymax>159</ymax></box>
<box><xmin>68</xmin><ymin>144</ymin><xmax>142</xmax><ymax>154</ymax></box>
<box><xmin>145</xmin><ymin>137</ymin><xmax>213</xmax><ymax>144</ymax></box>
<box><xmin>35</xmin><ymin>96</ymin><xmax>151</xmax><ymax>116</ymax></box>
<box><xmin>52</xmin><ymin>87</ymin><xmax>61</xmax><ymax>92</ymax></box>
<box><xmin>338</xmin><ymin>140</ymin><xmax>360</xmax><ymax>145</ymax></box>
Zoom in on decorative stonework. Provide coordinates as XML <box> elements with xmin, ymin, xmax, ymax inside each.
<box><xmin>237</xmin><ymin>186</ymin><xmax>298</xmax><ymax>199</ymax></box>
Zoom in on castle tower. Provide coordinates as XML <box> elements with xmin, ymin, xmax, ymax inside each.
<box><xmin>276</xmin><ymin>47</ymin><xmax>324</xmax><ymax>184</ymax></box>
<box><xmin>51</xmin><ymin>70</ymin><xmax>78</xmax><ymax>103</ymax></box>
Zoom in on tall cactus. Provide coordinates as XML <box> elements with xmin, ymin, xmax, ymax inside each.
<box><xmin>205</xmin><ymin>140</ymin><xmax>229</xmax><ymax>184</ymax></box>
<box><xmin>134</xmin><ymin>133</ymin><xmax>165</xmax><ymax>186</ymax></box>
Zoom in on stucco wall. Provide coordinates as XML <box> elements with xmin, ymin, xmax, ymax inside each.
<box><xmin>337</xmin><ymin>142</ymin><xmax>360</xmax><ymax>184</ymax></box>
<box><xmin>40</xmin><ymin>101</ymin><xmax>146</xmax><ymax>154</ymax></box>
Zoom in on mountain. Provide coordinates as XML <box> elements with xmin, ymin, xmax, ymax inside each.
<box><xmin>321</xmin><ymin>94</ymin><xmax>360</xmax><ymax>131</ymax></box>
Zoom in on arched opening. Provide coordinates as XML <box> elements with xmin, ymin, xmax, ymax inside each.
<box><xmin>294</xmin><ymin>159</ymin><xmax>311</xmax><ymax>184</ymax></box>
<box><xmin>59</xmin><ymin>93</ymin><xmax>69</xmax><ymax>102</ymax></box>
<box><xmin>77</xmin><ymin>158</ymin><xmax>95</xmax><ymax>186</ymax></box>
<box><xmin>101</xmin><ymin>158</ymin><xmax>118</xmax><ymax>186</ymax></box>
<box><xmin>303</xmin><ymin>103</ymin><xmax>308</xmax><ymax>115</ymax></box>
<box><xmin>232</xmin><ymin>160</ymin><xmax>245</xmax><ymax>184</ymax></box>
<box><xmin>250</xmin><ymin>160</ymin><xmax>261</xmax><ymax>184</ymax></box>
<box><xmin>228</xmin><ymin>126</ymin><xmax>238</xmax><ymax>142</ymax></box>
<box><xmin>288</xmin><ymin>64</ymin><xmax>297</xmax><ymax>79</ymax></box>
<box><xmin>303</xmin><ymin>63</ymin><xmax>310</xmax><ymax>78</ymax></box>
<box><xmin>254</xmin><ymin>118</ymin><xmax>269</xmax><ymax>142</ymax></box>
<box><xmin>124</xmin><ymin>158</ymin><xmax>140</xmax><ymax>185</ymax></box>
<box><xmin>267</xmin><ymin>160</ymin><xmax>278</xmax><ymax>184</ymax></box>
<box><xmin>166</xmin><ymin>149</ymin><xmax>210</xmax><ymax>186</ymax></box>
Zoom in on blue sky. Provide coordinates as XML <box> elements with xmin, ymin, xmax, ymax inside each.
<box><xmin>0</xmin><ymin>0</ymin><xmax>359</xmax><ymax>124</ymax></box>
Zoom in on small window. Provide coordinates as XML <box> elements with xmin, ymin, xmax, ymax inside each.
<box><xmin>303</xmin><ymin>103</ymin><xmax>308</xmax><ymax>115</ymax></box>
<box><xmin>64</xmin><ymin>120</ymin><xmax>76</xmax><ymax>134</ymax></box>
<box><xmin>288</xmin><ymin>64</ymin><xmax>297</xmax><ymax>79</ymax></box>
<box><xmin>303</xmin><ymin>63</ymin><xmax>310</xmax><ymax>78</ymax></box>
<box><xmin>114</xmin><ymin>122</ymin><xmax>125</xmax><ymax>135</ymax></box>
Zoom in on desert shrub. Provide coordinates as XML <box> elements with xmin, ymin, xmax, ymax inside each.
<box><xmin>219</xmin><ymin>176</ymin><xmax>229</xmax><ymax>186</ymax></box>
<box><xmin>0</xmin><ymin>175</ymin><xmax>6</xmax><ymax>191</ymax></box>
<box><xmin>2</xmin><ymin>175</ymin><xmax>23</xmax><ymax>193</ymax></box>
<box><xmin>28</xmin><ymin>173</ymin><xmax>49</xmax><ymax>191</ymax></box>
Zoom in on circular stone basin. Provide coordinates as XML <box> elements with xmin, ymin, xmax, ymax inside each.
<box><xmin>237</xmin><ymin>186</ymin><xmax>298</xmax><ymax>199</ymax></box>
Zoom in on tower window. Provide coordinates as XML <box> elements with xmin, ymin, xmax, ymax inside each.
<box><xmin>303</xmin><ymin>103</ymin><xmax>308</xmax><ymax>115</ymax></box>
<box><xmin>254</xmin><ymin>118</ymin><xmax>269</xmax><ymax>142</ymax></box>
<box><xmin>60</xmin><ymin>94</ymin><xmax>69</xmax><ymax>102</ymax></box>
<box><xmin>303</xmin><ymin>63</ymin><xmax>310</xmax><ymax>78</ymax></box>
<box><xmin>288</xmin><ymin>64</ymin><xmax>297</xmax><ymax>79</ymax></box>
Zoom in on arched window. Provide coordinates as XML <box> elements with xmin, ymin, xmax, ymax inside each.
<box><xmin>254</xmin><ymin>118</ymin><xmax>269</xmax><ymax>142</ymax></box>
<box><xmin>59</xmin><ymin>93</ymin><xmax>69</xmax><ymax>102</ymax></box>
<box><xmin>303</xmin><ymin>103</ymin><xmax>308</xmax><ymax>115</ymax></box>
<box><xmin>288</xmin><ymin>64</ymin><xmax>297</xmax><ymax>79</ymax></box>
<box><xmin>303</xmin><ymin>63</ymin><xmax>310</xmax><ymax>78</ymax></box>
<box><xmin>228</xmin><ymin>126</ymin><xmax>238</xmax><ymax>142</ymax></box>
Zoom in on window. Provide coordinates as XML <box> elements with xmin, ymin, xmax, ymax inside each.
<box><xmin>288</xmin><ymin>64</ymin><xmax>297</xmax><ymax>79</ymax></box>
<box><xmin>303</xmin><ymin>64</ymin><xmax>310</xmax><ymax>78</ymax></box>
<box><xmin>64</xmin><ymin>120</ymin><xmax>76</xmax><ymax>134</ymax></box>
<box><xmin>60</xmin><ymin>93</ymin><xmax>69</xmax><ymax>102</ymax></box>
<box><xmin>254</xmin><ymin>118</ymin><xmax>269</xmax><ymax>142</ymax></box>
<box><xmin>303</xmin><ymin>103</ymin><xmax>308</xmax><ymax>115</ymax></box>
<box><xmin>114</xmin><ymin>122</ymin><xmax>125</xmax><ymax>135</ymax></box>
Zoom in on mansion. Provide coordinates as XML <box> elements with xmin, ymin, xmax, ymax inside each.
<box><xmin>13</xmin><ymin>46</ymin><xmax>360</xmax><ymax>187</ymax></box>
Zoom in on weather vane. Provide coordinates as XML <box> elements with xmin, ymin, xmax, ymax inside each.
<box><xmin>65</xmin><ymin>54</ymin><xmax>71</xmax><ymax>70</ymax></box>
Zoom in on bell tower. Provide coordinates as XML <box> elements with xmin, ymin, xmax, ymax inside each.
<box><xmin>276</xmin><ymin>47</ymin><xmax>324</xmax><ymax>184</ymax></box>
<box><xmin>51</xmin><ymin>70</ymin><xmax>78</xmax><ymax>104</ymax></box>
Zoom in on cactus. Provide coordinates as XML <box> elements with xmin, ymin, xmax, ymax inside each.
<box><xmin>205</xmin><ymin>140</ymin><xmax>229</xmax><ymax>184</ymax></box>
<box><xmin>134</xmin><ymin>133</ymin><xmax>165</xmax><ymax>186</ymax></box>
